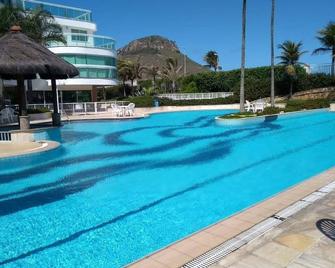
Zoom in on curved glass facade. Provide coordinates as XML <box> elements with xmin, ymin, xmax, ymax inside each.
<box><xmin>78</xmin><ymin>68</ymin><xmax>117</xmax><ymax>79</ymax></box>
<box><xmin>60</xmin><ymin>54</ymin><xmax>116</xmax><ymax>67</ymax></box>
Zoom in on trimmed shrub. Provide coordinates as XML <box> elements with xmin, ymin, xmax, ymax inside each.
<box><xmin>27</xmin><ymin>107</ymin><xmax>50</xmax><ymax>114</ymax></box>
<box><xmin>125</xmin><ymin>95</ymin><xmax>239</xmax><ymax>107</ymax></box>
<box><xmin>180</xmin><ymin>66</ymin><xmax>335</xmax><ymax>100</ymax></box>
<box><xmin>258</xmin><ymin>107</ymin><xmax>283</xmax><ymax>115</ymax></box>
<box><xmin>285</xmin><ymin>99</ymin><xmax>330</xmax><ymax>112</ymax></box>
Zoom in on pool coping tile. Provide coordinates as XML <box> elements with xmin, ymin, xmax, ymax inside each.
<box><xmin>127</xmin><ymin>167</ymin><xmax>335</xmax><ymax>268</ymax></box>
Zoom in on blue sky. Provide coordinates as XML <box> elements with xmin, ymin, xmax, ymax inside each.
<box><xmin>44</xmin><ymin>0</ymin><xmax>334</xmax><ymax>70</ymax></box>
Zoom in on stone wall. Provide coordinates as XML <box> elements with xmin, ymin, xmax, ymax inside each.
<box><xmin>292</xmin><ymin>87</ymin><xmax>335</xmax><ymax>100</ymax></box>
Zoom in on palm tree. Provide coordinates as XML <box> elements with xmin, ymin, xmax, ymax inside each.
<box><xmin>270</xmin><ymin>0</ymin><xmax>275</xmax><ymax>107</ymax></box>
<box><xmin>313</xmin><ymin>22</ymin><xmax>335</xmax><ymax>76</ymax></box>
<box><xmin>23</xmin><ymin>7</ymin><xmax>66</xmax><ymax>45</ymax></box>
<box><xmin>240</xmin><ymin>0</ymin><xmax>247</xmax><ymax>112</ymax></box>
<box><xmin>204</xmin><ymin>51</ymin><xmax>219</xmax><ymax>71</ymax></box>
<box><xmin>128</xmin><ymin>58</ymin><xmax>147</xmax><ymax>94</ymax></box>
<box><xmin>0</xmin><ymin>6</ymin><xmax>25</xmax><ymax>36</ymax></box>
<box><xmin>162</xmin><ymin>58</ymin><xmax>183</xmax><ymax>92</ymax></box>
<box><xmin>147</xmin><ymin>65</ymin><xmax>160</xmax><ymax>90</ymax></box>
<box><xmin>0</xmin><ymin>6</ymin><xmax>65</xmax><ymax>45</ymax></box>
<box><xmin>117</xmin><ymin>60</ymin><xmax>132</xmax><ymax>97</ymax></box>
<box><xmin>277</xmin><ymin>41</ymin><xmax>307</xmax><ymax>98</ymax></box>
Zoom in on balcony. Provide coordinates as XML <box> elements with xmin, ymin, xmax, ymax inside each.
<box><xmin>23</xmin><ymin>0</ymin><xmax>92</xmax><ymax>22</ymax></box>
<box><xmin>48</xmin><ymin>33</ymin><xmax>116</xmax><ymax>51</ymax></box>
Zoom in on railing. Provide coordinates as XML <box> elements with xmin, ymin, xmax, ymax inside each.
<box><xmin>0</xmin><ymin>131</ymin><xmax>11</xmax><ymax>142</ymax></box>
<box><xmin>310</xmin><ymin>64</ymin><xmax>334</xmax><ymax>75</ymax></box>
<box><xmin>23</xmin><ymin>0</ymin><xmax>92</xmax><ymax>22</ymax></box>
<box><xmin>28</xmin><ymin>101</ymin><xmax>129</xmax><ymax>115</ymax></box>
<box><xmin>48</xmin><ymin>33</ymin><xmax>116</xmax><ymax>51</ymax></box>
<box><xmin>157</xmin><ymin>92</ymin><xmax>234</xmax><ymax>100</ymax></box>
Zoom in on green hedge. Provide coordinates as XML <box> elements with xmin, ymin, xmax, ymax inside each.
<box><xmin>284</xmin><ymin>99</ymin><xmax>330</xmax><ymax>112</ymax></box>
<box><xmin>27</xmin><ymin>107</ymin><xmax>51</xmax><ymax>114</ymax></box>
<box><xmin>181</xmin><ymin>66</ymin><xmax>335</xmax><ymax>100</ymax></box>
<box><xmin>125</xmin><ymin>95</ymin><xmax>239</xmax><ymax>107</ymax></box>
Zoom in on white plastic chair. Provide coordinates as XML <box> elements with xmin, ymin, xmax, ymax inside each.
<box><xmin>254</xmin><ymin>100</ymin><xmax>266</xmax><ymax>112</ymax></box>
<box><xmin>125</xmin><ymin>103</ymin><xmax>135</xmax><ymax>116</ymax></box>
<box><xmin>244</xmin><ymin>100</ymin><xmax>255</xmax><ymax>112</ymax></box>
<box><xmin>111</xmin><ymin>104</ymin><xmax>123</xmax><ymax>117</ymax></box>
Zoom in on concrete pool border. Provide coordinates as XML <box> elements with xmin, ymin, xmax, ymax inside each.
<box><xmin>127</xmin><ymin>167</ymin><xmax>335</xmax><ymax>268</ymax></box>
<box><xmin>0</xmin><ymin>140</ymin><xmax>60</xmax><ymax>159</ymax></box>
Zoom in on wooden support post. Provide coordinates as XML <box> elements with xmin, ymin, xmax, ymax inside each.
<box><xmin>51</xmin><ymin>78</ymin><xmax>61</xmax><ymax>126</ymax></box>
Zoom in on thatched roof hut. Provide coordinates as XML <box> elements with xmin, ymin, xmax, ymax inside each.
<box><xmin>0</xmin><ymin>26</ymin><xmax>79</xmax><ymax>129</ymax></box>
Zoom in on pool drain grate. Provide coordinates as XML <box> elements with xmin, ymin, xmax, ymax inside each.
<box><xmin>182</xmin><ymin>181</ymin><xmax>335</xmax><ymax>268</ymax></box>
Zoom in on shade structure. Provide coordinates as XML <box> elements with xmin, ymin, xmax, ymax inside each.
<box><xmin>0</xmin><ymin>27</ymin><xmax>79</xmax><ymax>80</ymax></box>
<box><xmin>0</xmin><ymin>26</ymin><xmax>79</xmax><ymax>129</ymax></box>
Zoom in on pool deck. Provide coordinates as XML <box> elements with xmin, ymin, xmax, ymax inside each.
<box><xmin>210</xmin><ymin>190</ymin><xmax>335</xmax><ymax>268</ymax></box>
<box><xmin>127</xmin><ymin>167</ymin><xmax>335</xmax><ymax>268</ymax></box>
<box><xmin>0</xmin><ymin>140</ymin><xmax>60</xmax><ymax>159</ymax></box>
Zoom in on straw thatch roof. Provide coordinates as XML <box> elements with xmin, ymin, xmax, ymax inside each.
<box><xmin>0</xmin><ymin>27</ymin><xmax>79</xmax><ymax>80</ymax></box>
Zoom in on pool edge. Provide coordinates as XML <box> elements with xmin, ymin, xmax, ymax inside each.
<box><xmin>126</xmin><ymin>166</ymin><xmax>335</xmax><ymax>268</ymax></box>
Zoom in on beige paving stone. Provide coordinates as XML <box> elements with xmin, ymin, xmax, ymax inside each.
<box><xmin>253</xmin><ymin>242</ymin><xmax>300</xmax><ymax>266</ymax></box>
<box><xmin>189</xmin><ymin>231</ymin><xmax>225</xmax><ymax>248</ymax></box>
<box><xmin>170</xmin><ymin>238</ymin><xmax>212</xmax><ymax>258</ymax></box>
<box><xmin>128</xmin><ymin>258</ymin><xmax>167</xmax><ymax>268</ymax></box>
<box><xmin>217</xmin><ymin>248</ymin><xmax>248</xmax><ymax>267</ymax></box>
<box><xmin>275</xmin><ymin>233</ymin><xmax>315</xmax><ymax>251</ymax></box>
<box><xmin>151</xmin><ymin>248</ymin><xmax>192</xmax><ymax>268</ymax></box>
<box><xmin>293</xmin><ymin>253</ymin><xmax>335</xmax><ymax>268</ymax></box>
<box><xmin>304</xmin><ymin>237</ymin><xmax>335</xmax><ymax>263</ymax></box>
<box><xmin>228</xmin><ymin>254</ymin><xmax>283</xmax><ymax>268</ymax></box>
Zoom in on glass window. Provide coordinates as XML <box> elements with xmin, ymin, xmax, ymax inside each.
<box><xmin>71</xmin><ymin>29</ymin><xmax>88</xmax><ymax>42</ymax></box>
<box><xmin>60</xmin><ymin>54</ymin><xmax>116</xmax><ymax>67</ymax></box>
<box><xmin>62</xmin><ymin>55</ymin><xmax>76</xmax><ymax>64</ymax></box>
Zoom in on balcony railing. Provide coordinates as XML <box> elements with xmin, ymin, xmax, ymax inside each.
<box><xmin>48</xmin><ymin>33</ymin><xmax>116</xmax><ymax>51</ymax></box>
<box><xmin>157</xmin><ymin>92</ymin><xmax>234</xmax><ymax>100</ymax></box>
<box><xmin>23</xmin><ymin>0</ymin><xmax>92</xmax><ymax>22</ymax></box>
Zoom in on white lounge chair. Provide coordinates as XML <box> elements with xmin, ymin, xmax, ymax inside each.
<box><xmin>125</xmin><ymin>103</ymin><xmax>135</xmax><ymax>116</ymax></box>
<box><xmin>244</xmin><ymin>100</ymin><xmax>255</xmax><ymax>112</ymax></box>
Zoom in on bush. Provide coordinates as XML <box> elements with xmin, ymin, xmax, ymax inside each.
<box><xmin>125</xmin><ymin>96</ymin><xmax>155</xmax><ymax>107</ymax></box>
<box><xmin>181</xmin><ymin>81</ymin><xmax>198</xmax><ymax>93</ymax></box>
<box><xmin>124</xmin><ymin>95</ymin><xmax>239</xmax><ymax>107</ymax></box>
<box><xmin>285</xmin><ymin>99</ymin><xmax>330</xmax><ymax>112</ymax></box>
<box><xmin>219</xmin><ymin>112</ymin><xmax>255</xmax><ymax>119</ymax></box>
<box><xmin>259</xmin><ymin>107</ymin><xmax>283</xmax><ymax>115</ymax></box>
<box><xmin>27</xmin><ymin>107</ymin><xmax>50</xmax><ymax>114</ymax></box>
<box><xmin>180</xmin><ymin>66</ymin><xmax>335</xmax><ymax>100</ymax></box>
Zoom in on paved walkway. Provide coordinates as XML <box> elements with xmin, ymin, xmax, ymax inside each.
<box><xmin>211</xmin><ymin>191</ymin><xmax>335</xmax><ymax>268</ymax></box>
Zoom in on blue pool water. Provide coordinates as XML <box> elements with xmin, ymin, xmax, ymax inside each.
<box><xmin>1</xmin><ymin>109</ymin><xmax>335</xmax><ymax>267</ymax></box>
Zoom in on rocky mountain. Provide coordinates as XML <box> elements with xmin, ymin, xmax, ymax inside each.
<box><xmin>117</xmin><ymin>35</ymin><xmax>207</xmax><ymax>77</ymax></box>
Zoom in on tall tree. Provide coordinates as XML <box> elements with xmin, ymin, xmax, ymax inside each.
<box><xmin>147</xmin><ymin>65</ymin><xmax>160</xmax><ymax>90</ymax></box>
<box><xmin>128</xmin><ymin>57</ymin><xmax>147</xmax><ymax>95</ymax></box>
<box><xmin>23</xmin><ymin>7</ymin><xmax>66</xmax><ymax>45</ymax></box>
<box><xmin>240</xmin><ymin>0</ymin><xmax>247</xmax><ymax>112</ymax></box>
<box><xmin>162</xmin><ymin>58</ymin><xmax>183</xmax><ymax>92</ymax></box>
<box><xmin>117</xmin><ymin>60</ymin><xmax>132</xmax><ymax>97</ymax></box>
<box><xmin>270</xmin><ymin>0</ymin><xmax>275</xmax><ymax>107</ymax></box>
<box><xmin>278</xmin><ymin>41</ymin><xmax>306</xmax><ymax>98</ymax></box>
<box><xmin>204</xmin><ymin>51</ymin><xmax>219</xmax><ymax>72</ymax></box>
<box><xmin>0</xmin><ymin>6</ymin><xmax>65</xmax><ymax>45</ymax></box>
<box><xmin>313</xmin><ymin>22</ymin><xmax>335</xmax><ymax>76</ymax></box>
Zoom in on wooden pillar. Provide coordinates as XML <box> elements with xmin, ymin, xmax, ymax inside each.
<box><xmin>51</xmin><ymin>78</ymin><xmax>61</xmax><ymax>126</ymax></box>
<box><xmin>91</xmin><ymin>86</ymin><xmax>98</xmax><ymax>102</ymax></box>
<box><xmin>18</xmin><ymin>77</ymin><xmax>30</xmax><ymax>130</ymax></box>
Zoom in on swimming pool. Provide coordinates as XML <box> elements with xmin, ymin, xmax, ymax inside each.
<box><xmin>1</xmin><ymin>109</ymin><xmax>335</xmax><ymax>267</ymax></box>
